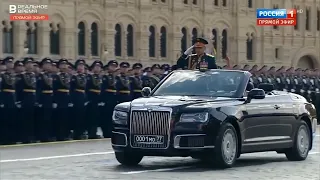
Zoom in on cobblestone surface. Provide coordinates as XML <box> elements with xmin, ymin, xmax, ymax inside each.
<box><xmin>0</xmin><ymin>128</ymin><xmax>319</xmax><ymax>180</ymax></box>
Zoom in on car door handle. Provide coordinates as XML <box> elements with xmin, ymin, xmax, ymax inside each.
<box><xmin>274</xmin><ymin>105</ymin><xmax>280</xmax><ymax>109</ymax></box>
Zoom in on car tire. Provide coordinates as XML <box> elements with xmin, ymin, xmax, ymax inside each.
<box><xmin>285</xmin><ymin>121</ymin><xmax>310</xmax><ymax>161</ymax></box>
<box><xmin>210</xmin><ymin>122</ymin><xmax>238</xmax><ymax>168</ymax></box>
<box><xmin>115</xmin><ymin>152</ymin><xmax>143</xmax><ymax>166</ymax></box>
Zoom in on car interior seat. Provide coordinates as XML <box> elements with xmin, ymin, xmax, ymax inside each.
<box><xmin>258</xmin><ymin>83</ymin><xmax>274</xmax><ymax>94</ymax></box>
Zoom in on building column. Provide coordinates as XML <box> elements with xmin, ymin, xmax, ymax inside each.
<box><xmin>123</xmin><ymin>28</ymin><xmax>128</xmax><ymax>59</ymax></box>
<box><xmin>156</xmin><ymin>31</ymin><xmax>161</xmax><ymax>60</ymax></box>
<box><xmin>14</xmin><ymin>21</ymin><xmax>27</xmax><ymax>58</ymax></box>
<box><xmin>38</xmin><ymin>21</ymin><xmax>50</xmax><ymax>58</ymax></box>
<box><xmin>105</xmin><ymin>22</ymin><xmax>116</xmax><ymax>61</ymax></box>
<box><xmin>139</xmin><ymin>23</ymin><xmax>150</xmax><ymax>63</ymax></box>
<box><xmin>86</xmin><ymin>28</ymin><xmax>92</xmax><ymax>60</ymax></box>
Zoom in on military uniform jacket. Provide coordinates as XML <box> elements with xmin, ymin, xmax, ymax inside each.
<box><xmin>86</xmin><ymin>73</ymin><xmax>101</xmax><ymax>103</ymax></box>
<box><xmin>116</xmin><ymin>74</ymin><xmax>131</xmax><ymax>96</ymax></box>
<box><xmin>36</xmin><ymin>71</ymin><xmax>53</xmax><ymax>107</ymax></box>
<box><xmin>15</xmin><ymin>72</ymin><xmax>37</xmax><ymax>106</ymax></box>
<box><xmin>101</xmin><ymin>73</ymin><xmax>117</xmax><ymax>102</ymax></box>
<box><xmin>70</xmin><ymin>73</ymin><xmax>87</xmax><ymax>105</ymax></box>
<box><xmin>0</xmin><ymin>71</ymin><xmax>16</xmax><ymax>106</ymax></box>
<box><xmin>177</xmin><ymin>53</ymin><xmax>217</xmax><ymax>70</ymax></box>
<box><xmin>130</xmin><ymin>75</ymin><xmax>143</xmax><ymax>99</ymax></box>
<box><xmin>53</xmin><ymin>72</ymin><xmax>71</xmax><ymax>106</ymax></box>
<box><xmin>141</xmin><ymin>75</ymin><xmax>156</xmax><ymax>89</ymax></box>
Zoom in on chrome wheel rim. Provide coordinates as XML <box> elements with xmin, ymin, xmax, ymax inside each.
<box><xmin>297</xmin><ymin>126</ymin><xmax>309</xmax><ymax>157</ymax></box>
<box><xmin>222</xmin><ymin>129</ymin><xmax>237</xmax><ymax>164</ymax></box>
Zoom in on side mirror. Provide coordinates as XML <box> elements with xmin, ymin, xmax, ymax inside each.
<box><xmin>245</xmin><ymin>88</ymin><xmax>265</xmax><ymax>104</ymax></box>
<box><xmin>141</xmin><ymin>87</ymin><xmax>151</xmax><ymax>97</ymax></box>
<box><xmin>248</xmin><ymin>88</ymin><xmax>265</xmax><ymax>100</ymax></box>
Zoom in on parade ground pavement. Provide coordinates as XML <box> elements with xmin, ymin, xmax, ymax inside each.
<box><xmin>1</xmin><ymin>127</ymin><xmax>319</xmax><ymax>180</ymax></box>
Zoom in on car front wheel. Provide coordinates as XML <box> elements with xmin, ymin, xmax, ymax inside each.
<box><xmin>210</xmin><ymin>123</ymin><xmax>238</xmax><ymax>168</ymax></box>
<box><xmin>115</xmin><ymin>152</ymin><xmax>143</xmax><ymax>166</ymax></box>
<box><xmin>285</xmin><ymin>121</ymin><xmax>310</xmax><ymax>161</ymax></box>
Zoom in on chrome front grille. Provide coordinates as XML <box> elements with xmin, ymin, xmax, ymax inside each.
<box><xmin>130</xmin><ymin>110</ymin><xmax>171</xmax><ymax>149</ymax></box>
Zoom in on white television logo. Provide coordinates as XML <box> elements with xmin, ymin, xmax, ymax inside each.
<box><xmin>9</xmin><ymin>5</ymin><xmax>17</xmax><ymax>13</ymax></box>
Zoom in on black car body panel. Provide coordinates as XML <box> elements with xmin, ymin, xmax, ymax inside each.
<box><xmin>111</xmin><ymin>70</ymin><xmax>317</xmax><ymax>157</ymax></box>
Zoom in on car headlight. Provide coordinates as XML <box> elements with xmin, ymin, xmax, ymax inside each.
<box><xmin>112</xmin><ymin>110</ymin><xmax>128</xmax><ymax>125</ymax></box>
<box><xmin>180</xmin><ymin>112</ymin><xmax>209</xmax><ymax>122</ymax></box>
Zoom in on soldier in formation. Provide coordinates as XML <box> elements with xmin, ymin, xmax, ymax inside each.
<box><xmin>0</xmin><ymin>56</ymin><xmax>168</xmax><ymax>145</ymax></box>
<box><xmin>1</xmin><ymin>55</ymin><xmax>320</xmax><ymax>145</ymax></box>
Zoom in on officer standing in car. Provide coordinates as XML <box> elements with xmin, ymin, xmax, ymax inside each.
<box><xmin>70</xmin><ymin>59</ymin><xmax>87</xmax><ymax>140</ymax></box>
<box><xmin>100</xmin><ymin>60</ymin><xmax>118</xmax><ymax>138</ymax></box>
<box><xmin>52</xmin><ymin>59</ymin><xmax>72</xmax><ymax>141</ymax></box>
<box><xmin>16</xmin><ymin>57</ymin><xmax>37</xmax><ymax>143</ymax></box>
<box><xmin>177</xmin><ymin>37</ymin><xmax>217</xmax><ymax>70</ymax></box>
<box><xmin>130</xmin><ymin>63</ymin><xmax>143</xmax><ymax>99</ymax></box>
<box><xmin>0</xmin><ymin>57</ymin><xmax>17</xmax><ymax>144</ymax></box>
<box><xmin>86</xmin><ymin>60</ymin><xmax>103</xmax><ymax>139</ymax></box>
<box><xmin>36</xmin><ymin>58</ymin><xmax>54</xmax><ymax>142</ymax></box>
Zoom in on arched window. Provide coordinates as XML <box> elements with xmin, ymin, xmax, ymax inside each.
<box><xmin>181</xmin><ymin>27</ymin><xmax>187</xmax><ymax>53</ymax></box>
<box><xmin>211</xmin><ymin>29</ymin><xmax>217</xmax><ymax>55</ymax></box>
<box><xmin>149</xmin><ymin>26</ymin><xmax>155</xmax><ymax>57</ymax></box>
<box><xmin>214</xmin><ymin>0</ymin><xmax>218</xmax><ymax>6</ymax></box>
<box><xmin>50</xmin><ymin>23</ymin><xmax>60</xmax><ymax>55</ymax></box>
<box><xmin>115</xmin><ymin>24</ymin><xmax>122</xmax><ymax>56</ymax></box>
<box><xmin>222</xmin><ymin>29</ymin><xmax>227</xmax><ymax>58</ymax></box>
<box><xmin>127</xmin><ymin>24</ymin><xmax>134</xmax><ymax>57</ymax></box>
<box><xmin>78</xmin><ymin>22</ymin><xmax>85</xmax><ymax>56</ymax></box>
<box><xmin>222</xmin><ymin>0</ymin><xmax>227</xmax><ymax>6</ymax></box>
<box><xmin>294</xmin><ymin>5</ymin><xmax>299</xmax><ymax>30</ymax></box>
<box><xmin>306</xmin><ymin>8</ymin><xmax>310</xmax><ymax>31</ymax></box>
<box><xmin>2</xmin><ymin>21</ymin><xmax>14</xmax><ymax>54</ymax></box>
<box><xmin>246</xmin><ymin>33</ymin><xmax>253</xmax><ymax>60</ymax></box>
<box><xmin>26</xmin><ymin>22</ymin><xmax>37</xmax><ymax>54</ymax></box>
<box><xmin>248</xmin><ymin>0</ymin><xmax>252</xmax><ymax>8</ymax></box>
<box><xmin>160</xmin><ymin>26</ymin><xmax>167</xmax><ymax>57</ymax></box>
<box><xmin>91</xmin><ymin>23</ymin><xmax>98</xmax><ymax>56</ymax></box>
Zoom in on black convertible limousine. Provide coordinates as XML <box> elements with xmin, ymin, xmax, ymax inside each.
<box><xmin>111</xmin><ymin>69</ymin><xmax>317</xmax><ymax>168</ymax></box>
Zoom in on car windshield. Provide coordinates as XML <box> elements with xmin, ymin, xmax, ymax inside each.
<box><xmin>152</xmin><ymin>70</ymin><xmax>245</xmax><ymax>97</ymax></box>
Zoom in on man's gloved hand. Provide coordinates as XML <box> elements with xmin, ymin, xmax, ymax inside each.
<box><xmin>15</xmin><ymin>102</ymin><xmax>21</xmax><ymax>108</ymax></box>
<box><xmin>183</xmin><ymin>45</ymin><xmax>194</xmax><ymax>55</ymax></box>
<box><xmin>52</xmin><ymin>103</ymin><xmax>57</xmax><ymax>108</ymax></box>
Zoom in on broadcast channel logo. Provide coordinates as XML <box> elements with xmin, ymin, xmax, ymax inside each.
<box><xmin>256</xmin><ymin>8</ymin><xmax>297</xmax><ymax>26</ymax></box>
<box><xmin>9</xmin><ymin>5</ymin><xmax>49</xmax><ymax>21</ymax></box>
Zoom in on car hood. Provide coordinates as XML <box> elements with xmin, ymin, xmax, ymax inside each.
<box><xmin>115</xmin><ymin>96</ymin><xmax>244</xmax><ymax>112</ymax></box>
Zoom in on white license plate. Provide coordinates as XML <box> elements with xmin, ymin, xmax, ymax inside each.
<box><xmin>134</xmin><ymin>135</ymin><xmax>164</xmax><ymax>144</ymax></box>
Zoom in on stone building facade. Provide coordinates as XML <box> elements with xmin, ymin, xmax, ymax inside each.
<box><xmin>0</xmin><ymin>0</ymin><xmax>319</xmax><ymax>68</ymax></box>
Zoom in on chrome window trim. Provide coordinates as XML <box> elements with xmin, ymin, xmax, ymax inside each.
<box><xmin>129</xmin><ymin>107</ymin><xmax>172</xmax><ymax>149</ymax></box>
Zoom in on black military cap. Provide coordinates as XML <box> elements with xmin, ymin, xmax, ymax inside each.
<box><xmin>120</xmin><ymin>62</ymin><xmax>130</xmax><ymax>68</ymax></box>
<box><xmin>40</xmin><ymin>57</ymin><xmax>52</xmax><ymax>66</ymax></box>
<box><xmin>151</xmin><ymin>64</ymin><xmax>161</xmax><ymax>70</ymax></box>
<box><xmin>286</xmin><ymin>67</ymin><xmax>294</xmax><ymax>71</ymax></box>
<box><xmin>132</xmin><ymin>63</ymin><xmax>143</xmax><ymax>69</ymax></box>
<box><xmin>107</xmin><ymin>60</ymin><xmax>118</xmax><ymax>67</ymax></box>
<box><xmin>194</xmin><ymin>37</ymin><xmax>208</xmax><ymax>47</ymax></box>
<box><xmin>75</xmin><ymin>59</ymin><xmax>86</xmax><ymax>67</ymax></box>
<box><xmin>58</xmin><ymin>58</ymin><xmax>68</xmax><ymax>66</ymax></box>
<box><xmin>14</xmin><ymin>60</ymin><xmax>23</xmax><ymax>67</ymax></box>
<box><xmin>161</xmin><ymin>64</ymin><xmax>170</xmax><ymax>71</ymax></box>
<box><xmin>90</xmin><ymin>60</ymin><xmax>103</xmax><ymax>69</ymax></box>
<box><xmin>3</xmin><ymin>56</ymin><xmax>14</xmax><ymax>64</ymax></box>
<box><xmin>233</xmin><ymin>65</ymin><xmax>239</xmax><ymax>68</ymax></box>
<box><xmin>23</xmin><ymin>57</ymin><xmax>34</xmax><ymax>64</ymax></box>
<box><xmin>144</xmin><ymin>67</ymin><xmax>152</xmax><ymax>72</ymax></box>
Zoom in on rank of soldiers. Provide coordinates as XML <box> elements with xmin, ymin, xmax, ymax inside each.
<box><xmin>0</xmin><ymin>56</ymin><xmax>170</xmax><ymax>145</ymax></box>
